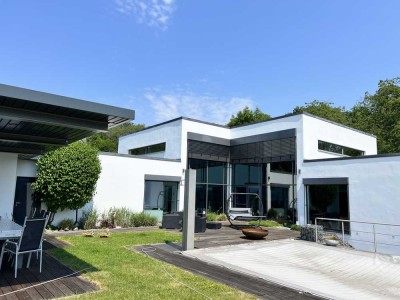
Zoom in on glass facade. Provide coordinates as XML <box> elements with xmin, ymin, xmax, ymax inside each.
<box><xmin>188</xmin><ymin>159</ymin><xmax>227</xmax><ymax>213</ymax></box>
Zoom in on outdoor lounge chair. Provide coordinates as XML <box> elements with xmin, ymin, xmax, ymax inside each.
<box><xmin>225</xmin><ymin>193</ymin><xmax>265</xmax><ymax>229</ymax></box>
<box><xmin>0</xmin><ymin>216</ymin><xmax>48</xmax><ymax>278</ymax></box>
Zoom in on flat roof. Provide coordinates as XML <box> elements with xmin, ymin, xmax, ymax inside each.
<box><xmin>0</xmin><ymin>84</ymin><xmax>135</xmax><ymax>157</ymax></box>
<box><xmin>304</xmin><ymin>153</ymin><xmax>400</xmax><ymax>163</ymax></box>
<box><xmin>120</xmin><ymin>111</ymin><xmax>375</xmax><ymax>139</ymax></box>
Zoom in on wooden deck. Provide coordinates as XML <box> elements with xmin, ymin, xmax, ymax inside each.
<box><xmin>135</xmin><ymin>224</ymin><xmax>323</xmax><ymax>300</ymax></box>
<box><xmin>0</xmin><ymin>242</ymin><xmax>97</xmax><ymax>300</ymax></box>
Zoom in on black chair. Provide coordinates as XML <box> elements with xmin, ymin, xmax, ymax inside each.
<box><xmin>0</xmin><ymin>216</ymin><xmax>48</xmax><ymax>278</ymax></box>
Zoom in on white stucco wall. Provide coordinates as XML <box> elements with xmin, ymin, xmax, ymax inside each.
<box><xmin>300</xmin><ymin>155</ymin><xmax>400</xmax><ymax>255</ymax></box>
<box><xmin>93</xmin><ymin>153</ymin><xmax>183</xmax><ymax>213</ymax></box>
<box><xmin>118</xmin><ymin>119</ymin><xmax>183</xmax><ymax>159</ymax></box>
<box><xmin>301</xmin><ymin>114</ymin><xmax>377</xmax><ymax>160</ymax></box>
<box><xmin>16</xmin><ymin>159</ymin><xmax>37</xmax><ymax>177</ymax></box>
<box><xmin>0</xmin><ymin>152</ymin><xmax>18</xmax><ymax>219</ymax></box>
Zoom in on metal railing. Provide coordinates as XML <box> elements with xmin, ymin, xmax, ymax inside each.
<box><xmin>315</xmin><ymin>217</ymin><xmax>400</xmax><ymax>254</ymax></box>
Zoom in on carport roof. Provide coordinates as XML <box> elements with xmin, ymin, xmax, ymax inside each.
<box><xmin>0</xmin><ymin>84</ymin><xmax>135</xmax><ymax>158</ymax></box>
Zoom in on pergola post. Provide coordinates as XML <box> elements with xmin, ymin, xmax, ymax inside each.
<box><xmin>182</xmin><ymin>169</ymin><xmax>196</xmax><ymax>251</ymax></box>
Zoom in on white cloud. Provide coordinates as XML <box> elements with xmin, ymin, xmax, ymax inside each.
<box><xmin>144</xmin><ymin>90</ymin><xmax>255</xmax><ymax>125</ymax></box>
<box><xmin>115</xmin><ymin>0</ymin><xmax>176</xmax><ymax>30</ymax></box>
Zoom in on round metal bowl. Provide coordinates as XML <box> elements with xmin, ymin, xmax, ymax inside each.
<box><xmin>324</xmin><ymin>238</ymin><xmax>339</xmax><ymax>246</ymax></box>
<box><xmin>242</xmin><ymin>228</ymin><xmax>269</xmax><ymax>240</ymax></box>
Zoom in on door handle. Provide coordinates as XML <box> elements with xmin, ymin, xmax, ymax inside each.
<box><xmin>15</xmin><ymin>202</ymin><xmax>21</xmax><ymax>206</ymax></box>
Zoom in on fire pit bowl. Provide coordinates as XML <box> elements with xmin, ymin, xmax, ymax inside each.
<box><xmin>242</xmin><ymin>228</ymin><xmax>269</xmax><ymax>240</ymax></box>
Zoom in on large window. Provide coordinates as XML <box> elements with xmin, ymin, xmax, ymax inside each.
<box><xmin>318</xmin><ymin>140</ymin><xmax>364</xmax><ymax>157</ymax></box>
<box><xmin>189</xmin><ymin>159</ymin><xmax>227</xmax><ymax>213</ymax></box>
<box><xmin>144</xmin><ymin>181</ymin><xmax>179</xmax><ymax>213</ymax></box>
<box><xmin>306</xmin><ymin>184</ymin><xmax>349</xmax><ymax>224</ymax></box>
<box><xmin>130</xmin><ymin>142</ymin><xmax>166</xmax><ymax>155</ymax></box>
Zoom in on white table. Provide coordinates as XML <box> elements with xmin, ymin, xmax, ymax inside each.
<box><xmin>0</xmin><ymin>219</ymin><xmax>23</xmax><ymax>268</ymax></box>
<box><xmin>0</xmin><ymin>219</ymin><xmax>23</xmax><ymax>240</ymax></box>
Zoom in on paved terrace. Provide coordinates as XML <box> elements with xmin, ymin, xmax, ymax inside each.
<box><xmin>134</xmin><ymin>224</ymin><xmax>324</xmax><ymax>300</ymax></box>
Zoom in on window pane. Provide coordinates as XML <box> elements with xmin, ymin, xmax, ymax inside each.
<box><xmin>208</xmin><ymin>161</ymin><xmax>225</xmax><ymax>184</ymax></box>
<box><xmin>233</xmin><ymin>164</ymin><xmax>247</xmax><ymax>185</ymax></box>
<box><xmin>195</xmin><ymin>184</ymin><xmax>207</xmax><ymax>212</ymax></box>
<box><xmin>207</xmin><ymin>185</ymin><xmax>224</xmax><ymax>213</ymax></box>
<box><xmin>189</xmin><ymin>159</ymin><xmax>207</xmax><ymax>183</ymax></box>
<box><xmin>307</xmin><ymin>184</ymin><xmax>349</xmax><ymax>223</ymax></box>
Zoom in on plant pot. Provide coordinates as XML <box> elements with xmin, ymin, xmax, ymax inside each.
<box><xmin>324</xmin><ymin>238</ymin><xmax>339</xmax><ymax>246</ymax></box>
<box><xmin>242</xmin><ymin>228</ymin><xmax>269</xmax><ymax>240</ymax></box>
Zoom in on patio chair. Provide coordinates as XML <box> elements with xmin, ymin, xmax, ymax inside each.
<box><xmin>0</xmin><ymin>216</ymin><xmax>48</xmax><ymax>278</ymax></box>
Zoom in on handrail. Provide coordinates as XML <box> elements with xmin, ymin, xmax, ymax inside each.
<box><xmin>315</xmin><ymin>217</ymin><xmax>400</xmax><ymax>254</ymax></box>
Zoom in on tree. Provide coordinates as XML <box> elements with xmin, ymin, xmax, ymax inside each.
<box><xmin>227</xmin><ymin>106</ymin><xmax>271</xmax><ymax>127</ymax></box>
<box><xmin>86</xmin><ymin>123</ymin><xmax>145</xmax><ymax>152</ymax></box>
<box><xmin>351</xmin><ymin>78</ymin><xmax>400</xmax><ymax>153</ymax></box>
<box><xmin>293</xmin><ymin>100</ymin><xmax>352</xmax><ymax>126</ymax></box>
<box><xmin>32</xmin><ymin>142</ymin><xmax>101</xmax><ymax>224</ymax></box>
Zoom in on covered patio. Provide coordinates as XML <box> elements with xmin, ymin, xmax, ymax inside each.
<box><xmin>0</xmin><ymin>83</ymin><xmax>134</xmax><ymax>222</ymax></box>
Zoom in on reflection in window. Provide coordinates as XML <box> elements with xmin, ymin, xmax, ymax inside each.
<box><xmin>189</xmin><ymin>159</ymin><xmax>227</xmax><ymax>213</ymax></box>
<box><xmin>307</xmin><ymin>184</ymin><xmax>349</xmax><ymax>224</ymax></box>
<box><xmin>130</xmin><ymin>142</ymin><xmax>166</xmax><ymax>155</ymax></box>
<box><xmin>318</xmin><ymin>140</ymin><xmax>364</xmax><ymax>157</ymax></box>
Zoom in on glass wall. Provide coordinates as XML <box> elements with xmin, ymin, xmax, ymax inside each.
<box><xmin>188</xmin><ymin>159</ymin><xmax>227</xmax><ymax>213</ymax></box>
<box><xmin>231</xmin><ymin>161</ymin><xmax>297</xmax><ymax>220</ymax></box>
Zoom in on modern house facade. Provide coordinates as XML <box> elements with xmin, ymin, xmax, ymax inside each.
<box><xmin>94</xmin><ymin>113</ymin><xmax>378</xmax><ymax>225</ymax></box>
<box><xmin>94</xmin><ymin>113</ymin><xmax>399</xmax><ymax>254</ymax></box>
<box><xmin>2</xmin><ymin>83</ymin><xmax>399</xmax><ymax>254</ymax></box>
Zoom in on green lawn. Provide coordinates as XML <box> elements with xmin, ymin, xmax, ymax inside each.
<box><xmin>49</xmin><ymin>230</ymin><xmax>255</xmax><ymax>299</ymax></box>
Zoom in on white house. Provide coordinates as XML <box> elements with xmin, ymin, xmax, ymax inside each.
<box><xmin>90</xmin><ymin>113</ymin><xmax>400</xmax><ymax>254</ymax></box>
<box><xmin>2</xmin><ymin>83</ymin><xmax>399</xmax><ymax>254</ymax></box>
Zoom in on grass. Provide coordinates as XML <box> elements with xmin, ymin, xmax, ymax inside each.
<box><xmin>249</xmin><ymin>220</ymin><xmax>283</xmax><ymax>227</ymax></box>
<box><xmin>49</xmin><ymin>230</ymin><xmax>255</xmax><ymax>299</ymax></box>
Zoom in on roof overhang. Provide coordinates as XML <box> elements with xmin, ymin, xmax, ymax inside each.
<box><xmin>0</xmin><ymin>84</ymin><xmax>135</xmax><ymax>158</ymax></box>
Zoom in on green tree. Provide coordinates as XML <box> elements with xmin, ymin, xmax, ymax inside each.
<box><xmin>227</xmin><ymin>106</ymin><xmax>271</xmax><ymax>127</ymax></box>
<box><xmin>32</xmin><ymin>142</ymin><xmax>101</xmax><ymax>224</ymax></box>
<box><xmin>86</xmin><ymin>123</ymin><xmax>145</xmax><ymax>152</ymax></box>
<box><xmin>293</xmin><ymin>100</ymin><xmax>352</xmax><ymax>126</ymax></box>
<box><xmin>351</xmin><ymin>78</ymin><xmax>400</xmax><ymax>153</ymax></box>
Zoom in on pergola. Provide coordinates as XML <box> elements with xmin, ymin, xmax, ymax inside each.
<box><xmin>0</xmin><ymin>84</ymin><xmax>135</xmax><ymax>157</ymax></box>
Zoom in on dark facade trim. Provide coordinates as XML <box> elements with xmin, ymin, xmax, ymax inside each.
<box><xmin>187</xmin><ymin>132</ymin><xmax>230</xmax><ymax>146</ymax></box>
<box><xmin>231</xmin><ymin>129</ymin><xmax>296</xmax><ymax>146</ymax></box>
<box><xmin>304</xmin><ymin>153</ymin><xmax>400</xmax><ymax>163</ymax></box>
<box><xmin>0</xmin><ymin>84</ymin><xmax>135</xmax><ymax>120</ymax></box>
<box><xmin>144</xmin><ymin>175</ymin><xmax>181</xmax><ymax>182</ymax></box>
<box><xmin>99</xmin><ymin>152</ymin><xmax>181</xmax><ymax>162</ymax></box>
<box><xmin>303</xmin><ymin>177</ymin><xmax>349</xmax><ymax>185</ymax></box>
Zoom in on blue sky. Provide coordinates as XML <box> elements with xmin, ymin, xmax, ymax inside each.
<box><xmin>1</xmin><ymin>1</ymin><xmax>400</xmax><ymax>126</ymax></box>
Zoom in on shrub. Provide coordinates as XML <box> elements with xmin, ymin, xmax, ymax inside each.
<box><xmin>216</xmin><ymin>214</ymin><xmax>227</xmax><ymax>221</ymax></box>
<box><xmin>79</xmin><ymin>208</ymin><xmax>99</xmax><ymax>229</ymax></box>
<box><xmin>267</xmin><ymin>208</ymin><xmax>278</xmax><ymax>219</ymax></box>
<box><xmin>58</xmin><ymin>219</ymin><xmax>75</xmax><ymax>230</ymax></box>
<box><xmin>206</xmin><ymin>212</ymin><xmax>227</xmax><ymax>221</ymax></box>
<box><xmin>249</xmin><ymin>220</ymin><xmax>282</xmax><ymax>227</ymax></box>
<box><xmin>206</xmin><ymin>212</ymin><xmax>217</xmax><ymax>221</ymax></box>
<box><xmin>32</xmin><ymin>142</ymin><xmax>101</xmax><ymax>224</ymax></box>
<box><xmin>131</xmin><ymin>212</ymin><xmax>158</xmax><ymax>227</ymax></box>
<box><xmin>110</xmin><ymin>207</ymin><xmax>132</xmax><ymax>228</ymax></box>
<box><xmin>290</xmin><ymin>224</ymin><xmax>301</xmax><ymax>231</ymax></box>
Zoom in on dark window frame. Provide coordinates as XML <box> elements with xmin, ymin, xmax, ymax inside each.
<box><xmin>129</xmin><ymin>142</ymin><xmax>166</xmax><ymax>155</ymax></box>
<box><xmin>318</xmin><ymin>140</ymin><xmax>364</xmax><ymax>157</ymax></box>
